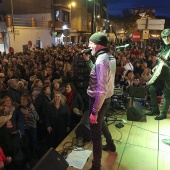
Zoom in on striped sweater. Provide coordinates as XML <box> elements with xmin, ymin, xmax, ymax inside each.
<box><xmin>24</xmin><ymin>107</ymin><xmax>39</xmax><ymax>129</ymax></box>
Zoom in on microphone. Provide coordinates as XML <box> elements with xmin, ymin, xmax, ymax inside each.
<box><xmin>116</xmin><ymin>44</ymin><xmax>130</xmax><ymax>49</ymax></box>
<box><xmin>77</xmin><ymin>49</ymin><xmax>92</xmax><ymax>55</ymax></box>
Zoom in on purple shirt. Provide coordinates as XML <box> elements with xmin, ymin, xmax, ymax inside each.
<box><xmin>87</xmin><ymin>51</ymin><xmax>116</xmax><ymax>113</ymax></box>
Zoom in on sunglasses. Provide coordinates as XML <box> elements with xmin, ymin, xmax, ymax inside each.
<box><xmin>162</xmin><ymin>35</ymin><xmax>170</xmax><ymax>39</ymax></box>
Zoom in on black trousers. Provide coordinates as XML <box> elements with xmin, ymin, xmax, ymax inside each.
<box><xmin>89</xmin><ymin>97</ymin><xmax>113</xmax><ymax>168</ymax></box>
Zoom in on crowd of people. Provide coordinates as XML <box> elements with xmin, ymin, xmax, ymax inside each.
<box><xmin>0</xmin><ymin>30</ymin><xmax>169</xmax><ymax>169</ymax></box>
<box><xmin>0</xmin><ymin>45</ymin><xmax>86</xmax><ymax>169</ymax></box>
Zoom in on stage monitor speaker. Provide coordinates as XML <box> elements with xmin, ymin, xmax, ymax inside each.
<box><xmin>127</xmin><ymin>101</ymin><xmax>145</xmax><ymax>121</ymax></box>
<box><xmin>129</xmin><ymin>86</ymin><xmax>147</xmax><ymax>98</ymax></box>
<box><xmin>75</xmin><ymin>110</ymin><xmax>91</xmax><ymax>142</ymax></box>
<box><xmin>32</xmin><ymin>148</ymin><xmax>69</xmax><ymax>170</ymax></box>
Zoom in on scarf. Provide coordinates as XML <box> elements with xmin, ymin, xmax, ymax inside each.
<box><xmin>66</xmin><ymin>91</ymin><xmax>73</xmax><ymax>110</ymax></box>
<box><xmin>46</xmin><ymin>94</ymin><xmax>51</xmax><ymax>101</ymax></box>
<box><xmin>4</xmin><ymin>105</ymin><xmax>16</xmax><ymax>116</ymax></box>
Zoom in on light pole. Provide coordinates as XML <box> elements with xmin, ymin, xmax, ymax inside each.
<box><xmin>97</xmin><ymin>15</ymin><xmax>100</xmax><ymax>32</ymax></box>
<box><xmin>69</xmin><ymin>2</ymin><xmax>76</xmax><ymax>29</ymax></box>
<box><xmin>51</xmin><ymin>0</ymin><xmax>55</xmax><ymax>34</ymax></box>
<box><xmin>70</xmin><ymin>1</ymin><xmax>76</xmax><ymax>24</ymax></box>
<box><xmin>88</xmin><ymin>0</ymin><xmax>96</xmax><ymax>34</ymax></box>
<box><xmin>63</xmin><ymin>2</ymin><xmax>76</xmax><ymax>45</ymax></box>
<box><xmin>10</xmin><ymin>0</ymin><xmax>15</xmax><ymax>41</ymax></box>
<box><xmin>93</xmin><ymin>0</ymin><xmax>96</xmax><ymax>34</ymax></box>
<box><xmin>143</xmin><ymin>15</ymin><xmax>149</xmax><ymax>54</ymax></box>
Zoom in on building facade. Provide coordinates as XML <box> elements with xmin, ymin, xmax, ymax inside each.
<box><xmin>0</xmin><ymin>0</ymin><xmax>108</xmax><ymax>53</ymax></box>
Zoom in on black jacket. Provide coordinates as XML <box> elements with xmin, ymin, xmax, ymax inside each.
<box><xmin>34</xmin><ymin>93</ymin><xmax>51</xmax><ymax>121</ymax></box>
<box><xmin>65</xmin><ymin>92</ymin><xmax>84</xmax><ymax>112</ymax></box>
<box><xmin>46</xmin><ymin>102</ymin><xmax>71</xmax><ymax>131</ymax></box>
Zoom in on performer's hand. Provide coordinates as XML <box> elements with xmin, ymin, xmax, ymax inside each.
<box><xmin>30</xmin><ymin>104</ymin><xmax>35</xmax><ymax>110</ymax></box>
<box><xmin>83</xmin><ymin>53</ymin><xmax>90</xmax><ymax>62</ymax></box>
<box><xmin>152</xmin><ymin>65</ymin><xmax>158</xmax><ymax>73</ymax></box>
<box><xmin>47</xmin><ymin>127</ymin><xmax>52</xmax><ymax>133</ymax></box>
<box><xmin>89</xmin><ymin>113</ymin><xmax>98</xmax><ymax>124</ymax></box>
<box><xmin>157</xmin><ymin>57</ymin><xmax>164</xmax><ymax>63</ymax></box>
<box><xmin>20</xmin><ymin>108</ymin><xmax>29</xmax><ymax>116</ymax></box>
<box><xmin>6</xmin><ymin>157</ymin><xmax>12</xmax><ymax>164</ymax></box>
<box><xmin>157</xmin><ymin>57</ymin><xmax>167</xmax><ymax>66</ymax></box>
<box><xmin>0</xmin><ymin>161</ymin><xmax>4</xmax><ymax>169</ymax></box>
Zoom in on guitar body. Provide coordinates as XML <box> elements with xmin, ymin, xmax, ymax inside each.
<box><xmin>146</xmin><ymin>63</ymin><xmax>163</xmax><ymax>86</ymax></box>
<box><xmin>147</xmin><ymin>49</ymin><xmax>170</xmax><ymax>86</ymax></box>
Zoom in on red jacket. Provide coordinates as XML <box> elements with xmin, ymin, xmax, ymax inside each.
<box><xmin>0</xmin><ymin>147</ymin><xmax>7</xmax><ymax>163</ymax></box>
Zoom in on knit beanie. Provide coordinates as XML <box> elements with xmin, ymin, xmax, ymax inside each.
<box><xmin>89</xmin><ymin>32</ymin><xmax>108</xmax><ymax>47</ymax></box>
<box><xmin>161</xmin><ymin>28</ymin><xmax>170</xmax><ymax>37</ymax></box>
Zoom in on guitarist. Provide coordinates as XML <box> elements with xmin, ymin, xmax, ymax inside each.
<box><xmin>146</xmin><ymin>28</ymin><xmax>170</xmax><ymax>120</ymax></box>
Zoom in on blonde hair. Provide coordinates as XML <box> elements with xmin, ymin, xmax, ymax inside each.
<box><xmin>2</xmin><ymin>96</ymin><xmax>12</xmax><ymax>105</ymax></box>
<box><xmin>17</xmin><ymin>81</ymin><xmax>24</xmax><ymax>91</ymax></box>
<box><xmin>31</xmin><ymin>79</ymin><xmax>42</xmax><ymax>89</ymax></box>
<box><xmin>53</xmin><ymin>91</ymin><xmax>67</xmax><ymax>105</ymax></box>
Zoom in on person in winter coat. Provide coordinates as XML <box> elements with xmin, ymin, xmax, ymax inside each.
<box><xmin>64</xmin><ymin>83</ymin><xmax>84</xmax><ymax>129</ymax></box>
<box><xmin>46</xmin><ymin>92</ymin><xmax>71</xmax><ymax>148</ymax></box>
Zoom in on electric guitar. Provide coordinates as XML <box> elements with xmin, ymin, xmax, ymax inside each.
<box><xmin>147</xmin><ymin>50</ymin><xmax>170</xmax><ymax>86</ymax></box>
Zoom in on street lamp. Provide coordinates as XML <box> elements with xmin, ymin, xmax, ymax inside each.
<box><xmin>71</xmin><ymin>2</ymin><xmax>76</xmax><ymax>8</ymax></box>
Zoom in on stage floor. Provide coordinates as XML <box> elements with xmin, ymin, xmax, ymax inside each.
<box><xmin>56</xmin><ymin>109</ymin><xmax>170</xmax><ymax>170</ymax></box>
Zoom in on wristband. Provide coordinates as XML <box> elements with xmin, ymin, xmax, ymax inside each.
<box><xmin>92</xmin><ymin>111</ymin><xmax>98</xmax><ymax>115</ymax></box>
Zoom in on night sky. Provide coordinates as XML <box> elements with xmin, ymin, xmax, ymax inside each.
<box><xmin>105</xmin><ymin>0</ymin><xmax>170</xmax><ymax>17</ymax></box>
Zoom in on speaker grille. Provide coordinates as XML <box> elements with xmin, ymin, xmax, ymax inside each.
<box><xmin>75</xmin><ymin>110</ymin><xmax>91</xmax><ymax>142</ymax></box>
<box><xmin>127</xmin><ymin>101</ymin><xmax>144</xmax><ymax>121</ymax></box>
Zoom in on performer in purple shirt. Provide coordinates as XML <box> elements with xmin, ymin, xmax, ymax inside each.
<box><xmin>84</xmin><ymin>32</ymin><xmax>116</xmax><ymax>170</ymax></box>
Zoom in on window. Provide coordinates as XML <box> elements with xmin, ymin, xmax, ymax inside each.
<box><xmin>62</xmin><ymin>11</ymin><xmax>70</xmax><ymax>22</ymax></box>
<box><xmin>82</xmin><ymin>18</ymin><xmax>86</xmax><ymax>26</ymax></box>
<box><xmin>55</xmin><ymin>10</ymin><xmax>59</xmax><ymax>21</ymax></box>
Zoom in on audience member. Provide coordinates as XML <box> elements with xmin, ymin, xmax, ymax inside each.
<box><xmin>4</xmin><ymin>68</ymin><xmax>17</xmax><ymax>85</ymax></box>
<box><xmin>17</xmin><ymin>80</ymin><xmax>29</xmax><ymax>95</ymax></box>
<box><xmin>64</xmin><ymin>83</ymin><xmax>84</xmax><ymax>129</ymax></box>
<box><xmin>7</xmin><ymin>79</ymin><xmax>21</xmax><ymax>104</ymax></box>
<box><xmin>52</xmin><ymin>79</ymin><xmax>66</xmax><ymax>103</ymax></box>
<box><xmin>31</xmin><ymin>79</ymin><xmax>43</xmax><ymax>102</ymax></box>
<box><xmin>19</xmin><ymin>94</ymin><xmax>40</xmax><ymax>158</ymax></box>
<box><xmin>46</xmin><ymin>92</ymin><xmax>71</xmax><ymax>148</ymax></box>
<box><xmin>34</xmin><ymin>84</ymin><xmax>52</xmax><ymax>144</ymax></box>
<box><xmin>0</xmin><ymin>115</ymin><xmax>25</xmax><ymax>170</ymax></box>
<box><xmin>0</xmin><ymin>147</ymin><xmax>12</xmax><ymax>169</ymax></box>
<box><xmin>133</xmin><ymin>61</ymin><xmax>143</xmax><ymax>76</ymax></box>
<box><xmin>123</xmin><ymin>58</ymin><xmax>134</xmax><ymax>75</ymax></box>
<box><xmin>141</xmin><ymin>67</ymin><xmax>152</xmax><ymax>87</ymax></box>
<box><xmin>123</xmin><ymin>71</ymin><xmax>135</xmax><ymax>91</ymax></box>
<box><xmin>2</xmin><ymin>96</ymin><xmax>19</xmax><ymax>130</ymax></box>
